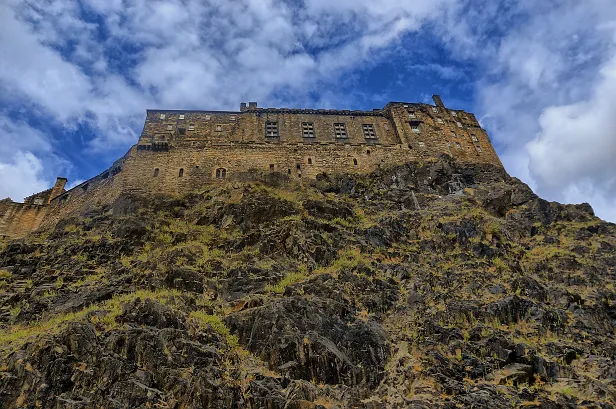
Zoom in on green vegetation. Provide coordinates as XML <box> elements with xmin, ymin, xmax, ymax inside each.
<box><xmin>189</xmin><ymin>311</ymin><xmax>238</xmax><ymax>348</ymax></box>
<box><xmin>0</xmin><ymin>289</ymin><xmax>183</xmax><ymax>354</ymax></box>
<box><xmin>265</xmin><ymin>270</ymin><xmax>309</xmax><ymax>294</ymax></box>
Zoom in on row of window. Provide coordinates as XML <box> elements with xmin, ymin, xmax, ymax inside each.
<box><xmin>264</xmin><ymin>121</ymin><xmax>377</xmax><ymax>139</ymax></box>
<box><xmin>153</xmin><ymin>167</ymin><xmax>228</xmax><ymax>179</ymax></box>
<box><xmin>408</xmin><ymin>108</ymin><xmax>467</xmax><ymax>129</ymax></box>
<box><xmin>159</xmin><ymin>114</ymin><xmax>236</xmax><ymax>121</ymax></box>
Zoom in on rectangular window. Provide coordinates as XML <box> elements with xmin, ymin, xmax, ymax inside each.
<box><xmin>476</xmin><ymin>146</ymin><xmax>483</xmax><ymax>152</ymax></box>
<box><xmin>178</xmin><ymin>128</ymin><xmax>186</xmax><ymax>135</ymax></box>
<box><xmin>189</xmin><ymin>124</ymin><xmax>195</xmax><ymax>131</ymax></box>
<box><xmin>362</xmin><ymin>124</ymin><xmax>376</xmax><ymax>138</ymax></box>
<box><xmin>456</xmin><ymin>121</ymin><xmax>463</xmax><ymax>128</ymax></box>
<box><xmin>179</xmin><ymin>114</ymin><xmax>185</xmax><ymax>120</ymax></box>
<box><xmin>334</xmin><ymin>123</ymin><xmax>347</xmax><ymax>138</ymax></box>
<box><xmin>230</xmin><ymin>115</ymin><xmax>236</xmax><ymax>121</ymax></box>
<box><xmin>266</xmin><ymin>121</ymin><xmax>279</xmax><ymax>137</ymax></box>
<box><xmin>410</xmin><ymin>121</ymin><xmax>421</xmax><ymax>133</ymax></box>
<box><xmin>167</xmin><ymin>125</ymin><xmax>173</xmax><ymax>131</ymax></box>
<box><xmin>215</xmin><ymin>125</ymin><xmax>222</xmax><ymax>132</ymax></box>
<box><xmin>471</xmin><ymin>134</ymin><xmax>478</xmax><ymax>142</ymax></box>
<box><xmin>432</xmin><ymin>107</ymin><xmax>438</xmax><ymax>113</ymax></box>
<box><xmin>451</xmin><ymin>131</ymin><xmax>456</xmax><ymax>138</ymax></box>
<box><xmin>451</xmin><ymin>111</ymin><xmax>457</xmax><ymax>117</ymax></box>
<box><xmin>409</xmin><ymin>111</ymin><xmax>416</xmax><ymax>119</ymax></box>
<box><xmin>205</xmin><ymin>115</ymin><xmax>211</xmax><ymax>121</ymax></box>
<box><xmin>418</xmin><ymin>142</ymin><xmax>425</xmax><ymax>147</ymax></box>
<box><xmin>437</xmin><ymin>118</ymin><xmax>444</xmax><ymax>124</ymax></box>
<box><xmin>160</xmin><ymin>114</ymin><xmax>166</xmax><ymax>119</ymax></box>
<box><xmin>302</xmin><ymin>122</ymin><xmax>315</xmax><ymax>137</ymax></box>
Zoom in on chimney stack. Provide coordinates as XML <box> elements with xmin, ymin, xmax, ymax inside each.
<box><xmin>432</xmin><ymin>95</ymin><xmax>446</xmax><ymax>110</ymax></box>
<box><xmin>48</xmin><ymin>177</ymin><xmax>67</xmax><ymax>203</ymax></box>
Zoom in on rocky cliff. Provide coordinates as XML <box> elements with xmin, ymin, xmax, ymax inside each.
<box><xmin>0</xmin><ymin>155</ymin><xmax>614</xmax><ymax>408</ymax></box>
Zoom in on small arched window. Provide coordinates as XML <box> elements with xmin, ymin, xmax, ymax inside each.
<box><xmin>179</xmin><ymin>168</ymin><xmax>184</xmax><ymax>177</ymax></box>
<box><xmin>308</xmin><ymin>158</ymin><xmax>312</xmax><ymax>165</ymax></box>
<box><xmin>154</xmin><ymin>168</ymin><xmax>159</xmax><ymax>177</ymax></box>
<box><xmin>353</xmin><ymin>158</ymin><xmax>358</xmax><ymax>166</ymax></box>
<box><xmin>216</xmin><ymin>168</ymin><xmax>227</xmax><ymax>179</ymax></box>
<box><xmin>366</xmin><ymin>149</ymin><xmax>371</xmax><ymax>155</ymax></box>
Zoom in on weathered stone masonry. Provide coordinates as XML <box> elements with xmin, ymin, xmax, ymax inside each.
<box><xmin>0</xmin><ymin>95</ymin><xmax>503</xmax><ymax>238</ymax></box>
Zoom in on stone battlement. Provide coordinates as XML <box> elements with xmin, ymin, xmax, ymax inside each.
<box><xmin>0</xmin><ymin>95</ymin><xmax>503</xmax><ymax>238</ymax></box>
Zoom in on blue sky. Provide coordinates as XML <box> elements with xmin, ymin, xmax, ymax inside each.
<box><xmin>1</xmin><ymin>0</ymin><xmax>615</xmax><ymax>221</ymax></box>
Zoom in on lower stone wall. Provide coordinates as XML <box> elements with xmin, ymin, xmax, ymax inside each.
<box><xmin>0</xmin><ymin>201</ymin><xmax>49</xmax><ymax>239</ymax></box>
<box><xmin>119</xmin><ymin>142</ymin><xmax>426</xmax><ymax>195</ymax></box>
<box><xmin>2</xmin><ymin>140</ymin><xmax>502</xmax><ymax>239</ymax></box>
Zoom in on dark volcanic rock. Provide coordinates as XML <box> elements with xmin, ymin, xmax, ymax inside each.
<box><xmin>1</xmin><ymin>158</ymin><xmax>615</xmax><ymax>408</ymax></box>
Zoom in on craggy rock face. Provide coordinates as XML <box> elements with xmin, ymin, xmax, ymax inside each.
<box><xmin>0</xmin><ymin>156</ymin><xmax>615</xmax><ymax>409</ymax></box>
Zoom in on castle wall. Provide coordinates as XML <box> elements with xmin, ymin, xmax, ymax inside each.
<box><xmin>0</xmin><ymin>201</ymin><xmax>49</xmax><ymax>239</ymax></box>
<box><xmin>1</xmin><ymin>96</ymin><xmax>504</xmax><ymax>239</ymax></box>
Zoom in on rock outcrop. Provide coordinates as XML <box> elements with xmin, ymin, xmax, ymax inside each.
<box><xmin>0</xmin><ymin>155</ymin><xmax>614</xmax><ymax>408</ymax></box>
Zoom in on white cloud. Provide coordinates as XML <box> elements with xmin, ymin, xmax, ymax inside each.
<box><xmin>444</xmin><ymin>0</ymin><xmax>616</xmax><ymax>221</ymax></box>
<box><xmin>0</xmin><ymin>152</ymin><xmax>49</xmax><ymax>201</ymax></box>
<box><xmin>2</xmin><ymin>0</ymin><xmax>616</xmax><ymax>222</ymax></box>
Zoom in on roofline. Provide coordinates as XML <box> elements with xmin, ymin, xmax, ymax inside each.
<box><xmin>146</xmin><ymin>109</ymin><xmax>241</xmax><ymax>114</ymax></box>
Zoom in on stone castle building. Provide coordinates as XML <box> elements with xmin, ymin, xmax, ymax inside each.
<box><xmin>0</xmin><ymin>95</ymin><xmax>502</xmax><ymax>239</ymax></box>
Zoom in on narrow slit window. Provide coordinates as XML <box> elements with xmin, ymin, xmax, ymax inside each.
<box><xmin>302</xmin><ymin>122</ymin><xmax>315</xmax><ymax>137</ymax></box>
<box><xmin>362</xmin><ymin>124</ymin><xmax>376</xmax><ymax>138</ymax></box>
<box><xmin>266</xmin><ymin>121</ymin><xmax>279</xmax><ymax>137</ymax></box>
<box><xmin>366</xmin><ymin>149</ymin><xmax>371</xmax><ymax>155</ymax></box>
<box><xmin>334</xmin><ymin>123</ymin><xmax>347</xmax><ymax>138</ymax></box>
<box><xmin>353</xmin><ymin>158</ymin><xmax>358</xmax><ymax>165</ymax></box>
<box><xmin>154</xmin><ymin>168</ymin><xmax>159</xmax><ymax>177</ymax></box>
<box><xmin>179</xmin><ymin>168</ymin><xmax>184</xmax><ymax>177</ymax></box>
<box><xmin>296</xmin><ymin>163</ymin><xmax>301</xmax><ymax>170</ymax></box>
<box><xmin>308</xmin><ymin>158</ymin><xmax>312</xmax><ymax>164</ymax></box>
<box><xmin>269</xmin><ymin>164</ymin><xmax>275</xmax><ymax>171</ymax></box>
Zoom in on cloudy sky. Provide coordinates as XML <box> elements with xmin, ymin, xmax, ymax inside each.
<box><xmin>1</xmin><ymin>0</ymin><xmax>615</xmax><ymax>221</ymax></box>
